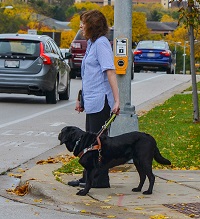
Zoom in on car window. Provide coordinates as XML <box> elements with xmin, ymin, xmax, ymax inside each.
<box><xmin>50</xmin><ymin>40</ymin><xmax>62</xmax><ymax>57</ymax></box>
<box><xmin>45</xmin><ymin>42</ymin><xmax>52</xmax><ymax>53</ymax></box>
<box><xmin>0</xmin><ymin>40</ymin><xmax>39</xmax><ymax>55</ymax></box>
<box><xmin>45</xmin><ymin>41</ymin><xmax>56</xmax><ymax>54</ymax></box>
<box><xmin>138</xmin><ymin>41</ymin><xmax>166</xmax><ymax>50</ymax></box>
<box><xmin>0</xmin><ymin>41</ymin><xmax>11</xmax><ymax>53</ymax></box>
<box><xmin>74</xmin><ymin>30</ymin><xmax>85</xmax><ymax>40</ymax></box>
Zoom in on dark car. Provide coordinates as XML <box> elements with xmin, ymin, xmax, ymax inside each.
<box><xmin>0</xmin><ymin>33</ymin><xmax>71</xmax><ymax>104</ymax></box>
<box><xmin>133</xmin><ymin>40</ymin><xmax>175</xmax><ymax>74</ymax></box>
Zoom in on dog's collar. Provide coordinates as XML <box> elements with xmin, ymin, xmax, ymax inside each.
<box><xmin>73</xmin><ymin>138</ymin><xmax>81</xmax><ymax>154</ymax></box>
<box><xmin>77</xmin><ymin>136</ymin><xmax>102</xmax><ymax>159</ymax></box>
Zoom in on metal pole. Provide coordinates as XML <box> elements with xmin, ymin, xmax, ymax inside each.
<box><xmin>174</xmin><ymin>44</ymin><xmax>177</xmax><ymax>74</ymax></box>
<box><xmin>183</xmin><ymin>41</ymin><xmax>186</xmax><ymax>74</ymax></box>
<box><xmin>110</xmin><ymin>0</ymin><xmax>138</xmax><ymax>137</ymax></box>
<box><xmin>114</xmin><ymin>0</ymin><xmax>132</xmax><ymax>107</ymax></box>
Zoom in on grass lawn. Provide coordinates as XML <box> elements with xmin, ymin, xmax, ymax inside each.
<box><xmin>56</xmin><ymin>82</ymin><xmax>200</xmax><ymax>174</ymax></box>
<box><xmin>139</xmin><ymin>81</ymin><xmax>200</xmax><ymax>170</ymax></box>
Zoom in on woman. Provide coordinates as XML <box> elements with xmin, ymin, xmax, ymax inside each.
<box><xmin>68</xmin><ymin>10</ymin><xmax>120</xmax><ymax>188</ymax></box>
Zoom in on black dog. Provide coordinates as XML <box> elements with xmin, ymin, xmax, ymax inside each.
<box><xmin>58</xmin><ymin>126</ymin><xmax>171</xmax><ymax>196</ymax></box>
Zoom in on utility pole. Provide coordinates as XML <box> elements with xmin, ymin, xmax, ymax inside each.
<box><xmin>110</xmin><ymin>0</ymin><xmax>138</xmax><ymax>136</ymax></box>
<box><xmin>188</xmin><ymin>5</ymin><xmax>199</xmax><ymax>122</ymax></box>
<box><xmin>182</xmin><ymin>41</ymin><xmax>188</xmax><ymax>74</ymax></box>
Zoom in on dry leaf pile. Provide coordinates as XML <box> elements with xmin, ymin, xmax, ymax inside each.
<box><xmin>36</xmin><ymin>154</ymin><xmax>75</xmax><ymax>165</ymax></box>
<box><xmin>6</xmin><ymin>182</ymin><xmax>29</xmax><ymax>196</ymax></box>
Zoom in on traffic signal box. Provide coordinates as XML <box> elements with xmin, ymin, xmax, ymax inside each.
<box><xmin>114</xmin><ymin>38</ymin><xmax>128</xmax><ymax>74</ymax></box>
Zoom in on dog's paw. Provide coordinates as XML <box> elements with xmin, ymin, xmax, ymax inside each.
<box><xmin>132</xmin><ymin>188</ymin><xmax>141</xmax><ymax>192</ymax></box>
<box><xmin>76</xmin><ymin>189</ymin><xmax>88</xmax><ymax>196</ymax></box>
<box><xmin>143</xmin><ymin>190</ymin><xmax>152</xmax><ymax>195</ymax></box>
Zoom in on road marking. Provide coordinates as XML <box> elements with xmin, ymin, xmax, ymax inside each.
<box><xmin>0</xmin><ymin>101</ymin><xmax>75</xmax><ymax>129</ymax></box>
<box><xmin>1</xmin><ymin>130</ymin><xmax>57</xmax><ymax>137</ymax></box>
<box><xmin>131</xmin><ymin>74</ymin><xmax>164</xmax><ymax>84</ymax></box>
<box><xmin>50</xmin><ymin>122</ymin><xmax>67</xmax><ymax>127</ymax></box>
<box><xmin>0</xmin><ymin>141</ymin><xmax>46</xmax><ymax>149</ymax></box>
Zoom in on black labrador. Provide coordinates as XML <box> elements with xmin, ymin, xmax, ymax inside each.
<box><xmin>58</xmin><ymin>126</ymin><xmax>171</xmax><ymax>196</ymax></box>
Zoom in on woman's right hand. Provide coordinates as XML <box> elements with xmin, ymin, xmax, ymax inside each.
<box><xmin>75</xmin><ymin>100</ymin><xmax>84</xmax><ymax>113</ymax></box>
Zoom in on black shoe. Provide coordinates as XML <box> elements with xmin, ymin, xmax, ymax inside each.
<box><xmin>68</xmin><ymin>180</ymin><xmax>81</xmax><ymax>187</ymax></box>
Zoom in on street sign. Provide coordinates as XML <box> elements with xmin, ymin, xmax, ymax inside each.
<box><xmin>28</xmin><ymin>29</ymin><xmax>37</xmax><ymax>35</ymax></box>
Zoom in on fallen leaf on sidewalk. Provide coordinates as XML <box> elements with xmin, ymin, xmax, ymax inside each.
<box><xmin>188</xmin><ymin>213</ymin><xmax>196</xmax><ymax>218</ymax></box>
<box><xmin>134</xmin><ymin>207</ymin><xmax>143</xmax><ymax>210</ymax></box>
<box><xmin>167</xmin><ymin>180</ymin><xmax>175</xmax><ymax>183</ymax></box>
<box><xmin>33</xmin><ymin>199</ymin><xmax>42</xmax><ymax>203</ymax></box>
<box><xmin>17</xmin><ymin>168</ymin><xmax>26</xmax><ymax>173</ymax></box>
<box><xmin>107</xmin><ymin>216</ymin><xmax>116</xmax><ymax>218</ymax></box>
<box><xmin>36</xmin><ymin>157</ymin><xmax>58</xmax><ymax>164</ymax></box>
<box><xmin>100</xmin><ymin>206</ymin><xmax>112</xmax><ymax>209</ymax></box>
<box><xmin>80</xmin><ymin>210</ymin><xmax>88</xmax><ymax>213</ymax></box>
<box><xmin>7</xmin><ymin>173</ymin><xmax>22</xmax><ymax>178</ymax></box>
<box><xmin>137</xmin><ymin>196</ymin><xmax>145</xmax><ymax>199</ymax></box>
<box><xmin>6</xmin><ymin>182</ymin><xmax>29</xmax><ymax>196</ymax></box>
<box><xmin>150</xmin><ymin>214</ymin><xmax>168</xmax><ymax>219</ymax></box>
<box><xmin>104</xmin><ymin>199</ymin><xmax>111</xmax><ymax>202</ymax></box>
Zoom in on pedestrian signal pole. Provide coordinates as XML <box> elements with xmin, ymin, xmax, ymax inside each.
<box><xmin>110</xmin><ymin>0</ymin><xmax>139</xmax><ymax>137</ymax></box>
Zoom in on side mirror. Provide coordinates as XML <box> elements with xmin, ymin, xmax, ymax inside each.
<box><xmin>64</xmin><ymin>52</ymin><xmax>72</xmax><ymax>59</ymax></box>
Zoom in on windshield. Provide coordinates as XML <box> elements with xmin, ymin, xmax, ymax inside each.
<box><xmin>0</xmin><ymin>40</ymin><xmax>40</xmax><ymax>55</ymax></box>
<box><xmin>138</xmin><ymin>41</ymin><xmax>167</xmax><ymax>50</ymax></box>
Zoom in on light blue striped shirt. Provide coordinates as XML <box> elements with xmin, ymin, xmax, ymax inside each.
<box><xmin>81</xmin><ymin>36</ymin><xmax>115</xmax><ymax>114</ymax></box>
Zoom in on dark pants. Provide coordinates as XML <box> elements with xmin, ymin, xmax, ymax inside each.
<box><xmin>82</xmin><ymin>96</ymin><xmax>111</xmax><ymax>187</ymax></box>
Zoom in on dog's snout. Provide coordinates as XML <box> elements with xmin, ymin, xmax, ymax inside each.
<box><xmin>58</xmin><ymin>133</ymin><xmax>62</xmax><ymax>145</ymax></box>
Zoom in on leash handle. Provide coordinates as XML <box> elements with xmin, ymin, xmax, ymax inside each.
<box><xmin>105</xmin><ymin>113</ymin><xmax>116</xmax><ymax>129</ymax></box>
<box><xmin>97</xmin><ymin>113</ymin><xmax>117</xmax><ymax>136</ymax></box>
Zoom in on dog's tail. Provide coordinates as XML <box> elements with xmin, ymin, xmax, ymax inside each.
<box><xmin>154</xmin><ymin>146</ymin><xmax>171</xmax><ymax>165</ymax></box>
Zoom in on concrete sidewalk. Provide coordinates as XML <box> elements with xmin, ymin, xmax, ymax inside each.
<box><xmin>19</xmin><ymin>152</ymin><xmax>200</xmax><ymax>219</ymax></box>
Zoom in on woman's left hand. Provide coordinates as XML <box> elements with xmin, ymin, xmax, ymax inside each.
<box><xmin>112</xmin><ymin>101</ymin><xmax>120</xmax><ymax>115</ymax></box>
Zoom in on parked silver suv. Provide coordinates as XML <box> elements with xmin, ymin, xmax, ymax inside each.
<box><xmin>0</xmin><ymin>33</ymin><xmax>71</xmax><ymax>104</ymax></box>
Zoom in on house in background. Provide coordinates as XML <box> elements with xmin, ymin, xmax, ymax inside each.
<box><xmin>146</xmin><ymin>21</ymin><xmax>178</xmax><ymax>36</ymax></box>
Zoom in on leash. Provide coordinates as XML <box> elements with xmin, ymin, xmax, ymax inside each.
<box><xmin>78</xmin><ymin>113</ymin><xmax>117</xmax><ymax>161</ymax></box>
<box><xmin>97</xmin><ymin>113</ymin><xmax>117</xmax><ymax>137</ymax></box>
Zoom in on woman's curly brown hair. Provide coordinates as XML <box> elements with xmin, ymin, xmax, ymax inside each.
<box><xmin>80</xmin><ymin>10</ymin><xmax>108</xmax><ymax>42</ymax></box>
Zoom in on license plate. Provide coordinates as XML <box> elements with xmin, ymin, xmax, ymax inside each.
<box><xmin>5</xmin><ymin>60</ymin><xmax>20</xmax><ymax>68</ymax></box>
<box><xmin>147</xmin><ymin>53</ymin><xmax>155</xmax><ymax>57</ymax></box>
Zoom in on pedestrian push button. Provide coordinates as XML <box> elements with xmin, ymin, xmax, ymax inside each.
<box><xmin>114</xmin><ymin>38</ymin><xmax>128</xmax><ymax>74</ymax></box>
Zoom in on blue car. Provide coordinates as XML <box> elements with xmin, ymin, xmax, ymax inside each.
<box><xmin>133</xmin><ymin>40</ymin><xmax>175</xmax><ymax>74</ymax></box>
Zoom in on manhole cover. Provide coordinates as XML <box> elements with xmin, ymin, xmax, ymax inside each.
<box><xmin>164</xmin><ymin>202</ymin><xmax>200</xmax><ymax>218</ymax></box>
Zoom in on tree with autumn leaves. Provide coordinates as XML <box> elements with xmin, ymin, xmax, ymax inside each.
<box><xmin>68</xmin><ymin>2</ymin><xmax>151</xmax><ymax>45</ymax></box>
<box><xmin>1</xmin><ymin>1</ymin><xmax>200</xmax><ymax>61</ymax></box>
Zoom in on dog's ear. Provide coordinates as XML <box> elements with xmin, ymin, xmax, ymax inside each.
<box><xmin>58</xmin><ymin>126</ymin><xmax>71</xmax><ymax>145</ymax></box>
<box><xmin>58</xmin><ymin>131</ymin><xmax>65</xmax><ymax>145</ymax></box>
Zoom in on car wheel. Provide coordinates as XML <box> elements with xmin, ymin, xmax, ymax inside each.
<box><xmin>131</xmin><ymin>64</ymin><xmax>134</xmax><ymax>80</ymax></box>
<box><xmin>46</xmin><ymin>78</ymin><xmax>58</xmax><ymax>104</ymax></box>
<box><xmin>166</xmin><ymin>68</ymin><xmax>173</xmax><ymax>74</ymax></box>
<box><xmin>134</xmin><ymin>67</ymin><xmax>140</xmax><ymax>73</ymax></box>
<box><xmin>70</xmin><ymin>70</ymin><xmax>76</xmax><ymax>79</ymax></box>
<box><xmin>59</xmin><ymin>78</ymin><xmax>70</xmax><ymax>100</ymax></box>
